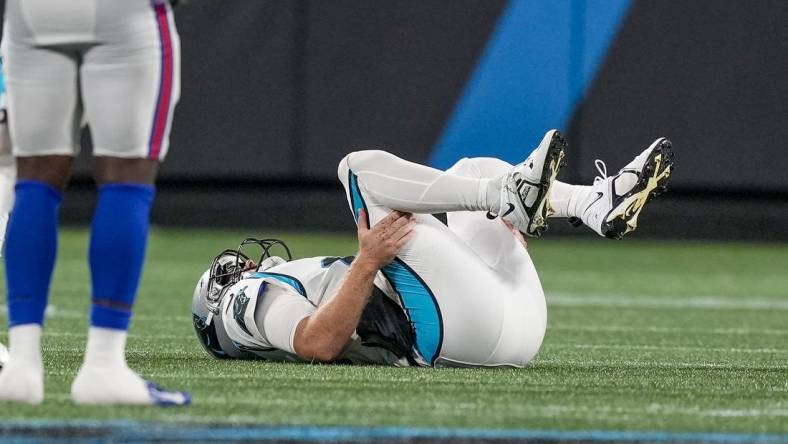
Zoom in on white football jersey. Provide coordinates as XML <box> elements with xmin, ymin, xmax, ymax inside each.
<box><xmin>217</xmin><ymin>257</ymin><xmax>410</xmax><ymax>366</ymax></box>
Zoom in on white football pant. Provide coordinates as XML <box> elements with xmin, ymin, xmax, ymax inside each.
<box><xmin>338</xmin><ymin>150</ymin><xmax>547</xmax><ymax>367</ymax></box>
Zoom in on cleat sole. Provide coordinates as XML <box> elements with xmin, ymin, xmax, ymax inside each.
<box><xmin>601</xmin><ymin>138</ymin><xmax>674</xmax><ymax>239</ymax></box>
<box><xmin>524</xmin><ymin>131</ymin><xmax>567</xmax><ymax>237</ymax></box>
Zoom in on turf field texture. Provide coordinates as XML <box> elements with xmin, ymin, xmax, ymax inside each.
<box><xmin>0</xmin><ymin>228</ymin><xmax>786</xmax><ymax>434</ymax></box>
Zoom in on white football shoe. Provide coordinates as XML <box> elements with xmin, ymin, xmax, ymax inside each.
<box><xmin>489</xmin><ymin>129</ymin><xmax>567</xmax><ymax>237</ymax></box>
<box><xmin>569</xmin><ymin>137</ymin><xmax>674</xmax><ymax>239</ymax></box>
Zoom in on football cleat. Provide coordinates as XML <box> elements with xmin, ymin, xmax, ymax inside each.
<box><xmin>569</xmin><ymin>137</ymin><xmax>674</xmax><ymax>239</ymax></box>
<box><xmin>488</xmin><ymin>129</ymin><xmax>567</xmax><ymax>237</ymax></box>
<box><xmin>147</xmin><ymin>381</ymin><xmax>192</xmax><ymax>407</ymax></box>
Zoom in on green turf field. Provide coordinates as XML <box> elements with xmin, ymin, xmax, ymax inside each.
<box><xmin>0</xmin><ymin>228</ymin><xmax>786</xmax><ymax>434</ymax></box>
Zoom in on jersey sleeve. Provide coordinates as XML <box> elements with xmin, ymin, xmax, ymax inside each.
<box><xmin>255</xmin><ymin>281</ymin><xmax>315</xmax><ymax>355</ymax></box>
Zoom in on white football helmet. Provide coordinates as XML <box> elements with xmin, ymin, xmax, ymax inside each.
<box><xmin>191</xmin><ymin>238</ymin><xmax>292</xmax><ymax>359</ymax></box>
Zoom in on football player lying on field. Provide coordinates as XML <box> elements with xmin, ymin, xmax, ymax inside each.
<box><xmin>192</xmin><ymin>131</ymin><xmax>673</xmax><ymax>367</ymax></box>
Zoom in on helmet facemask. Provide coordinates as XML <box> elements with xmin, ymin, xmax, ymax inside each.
<box><xmin>193</xmin><ymin>238</ymin><xmax>294</xmax><ymax>359</ymax></box>
<box><xmin>204</xmin><ymin>249</ymin><xmax>249</xmax><ymax>315</ymax></box>
<box><xmin>204</xmin><ymin>238</ymin><xmax>294</xmax><ymax>315</ymax></box>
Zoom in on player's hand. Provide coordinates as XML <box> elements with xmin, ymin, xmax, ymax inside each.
<box><xmin>356</xmin><ymin>209</ymin><xmax>415</xmax><ymax>270</ymax></box>
<box><xmin>243</xmin><ymin>259</ymin><xmax>258</xmax><ymax>271</ymax></box>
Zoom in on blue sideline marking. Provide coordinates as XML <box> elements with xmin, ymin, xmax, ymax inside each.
<box><xmin>0</xmin><ymin>421</ymin><xmax>787</xmax><ymax>443</ymax></box>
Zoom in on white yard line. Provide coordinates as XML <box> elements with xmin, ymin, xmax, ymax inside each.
<box><xmin>551</xmin><ymin>343</ymin><xmax>788</xmax><ymax>354</ymax></box>
<box><xmin>547</xmin><ymin>292</ymin><xmax>788</xmax><ymax>310</ymax></box>
<box><xmin>532</xmin><ymin>359</ymin><xmax>788</xmax><ymax>370</ymax></box>
<box><xmin>128</xmin><ymin>396</ymin><xmax>788</xmax><ymax>419</ymax></box>
<box><xmin>551</xmin><ymin>324</ymin><xmax>788</xmax><ymax>336</ymax></box>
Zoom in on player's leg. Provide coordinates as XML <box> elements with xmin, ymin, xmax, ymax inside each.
<box><xmin>338</xmin><ymin>157</ymin><xmax>546</xmax><ymax>367</ymax></box>
<box><xmin>69</xmin><ymin>0</ymin><xmax>188</xmax><ymax>406</ymax></box>
<box><xmin>339</xmin><ymin>149</ymin><xmax>502</xmax><ymax>215</ymax></box>
<box><xmin>549</xmin><ymin>138</ymin><xmax>674</xmax><ymax>239</ymax></box>
<box><xmin>443</xmin><ymin>156</ymin><xmax>548</xmax><ymax>363</ymax></box>
<box><xmin>0</xmin><ymin>41</ymin><xmax>81</xmax><ymax>404</ymax></box>
<box><xmin>0</xmin><ymin>87</ymin><xmax>14</xmax><ymax>254</ymax></box>
<box><xmin>338</xmin><ymin>133</ymin><xmax>565</xmax><ymax>237</ymax></box>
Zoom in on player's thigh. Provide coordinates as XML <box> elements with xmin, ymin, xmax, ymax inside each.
<box><xmin>403</xmin><ymin>225</ymin><xmax>509</xmax><ymax>367</ymax></box>
<box><xmin>3</xmin><ymin>42</ymin><xmax>81</xmax><ymax>156</ymax></box>
<box><xmin>340</xmin><ymin>158</ymin><xmax>505</xmax><ymax>365</ymax></box>
<box><xmin>399</xmin><ymin>215</ymin><xmax>548</xmax><ymax>368</ymax></box>
<box><xmin>384</xmin><ymin>211</ymin><xmax>511</xmax><ymax>367</ymax></box>
<box><xmin>80</xmin><ymin>2</ymin><xmax>180</xmax><ymax>161</ymax></box>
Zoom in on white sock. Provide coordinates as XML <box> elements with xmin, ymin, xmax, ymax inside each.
<box><xmin>71</xmin><ymin>327</ymin><xmax>150</xmax><ymax>405</ymax></box>
<box><xmin>482</xmin><ymin>177</ymin><xmax>502</xmax><ymax>214</ymax></box>
<box><xmin>0</xmin><ymin>324</ymin><xmax>44</xmax><ymax>404</ymax></box>
<box><xmin>83</xmin><ymin>326</ymin><xmax>130</xmax><ymax>368</ymax></box>
<box><xmin>550</xmin><ymin>181</ymin><xmax>593</xmax><ymax>218</ymax></box>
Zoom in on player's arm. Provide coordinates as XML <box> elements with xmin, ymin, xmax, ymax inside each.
<box><xmin>293</xmin><ymin>210</ymin><xmax>415</xmax><ymax>362</ymax></box>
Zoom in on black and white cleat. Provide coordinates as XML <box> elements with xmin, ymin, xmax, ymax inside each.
<box><xmin>572</xmin><ymin>138</ymin><xmax>674</xmax><ymax>239</ymax></box>
<box><xmin>493</xmin><ymin>129</ymin><xmax>568</xmax><ymax>237</ymax></box>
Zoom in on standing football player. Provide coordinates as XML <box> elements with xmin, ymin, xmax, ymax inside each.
<box><xmin>0</xmin><ymin>0</ymin><xmax>189</xmax><ymax>405</ymax></box>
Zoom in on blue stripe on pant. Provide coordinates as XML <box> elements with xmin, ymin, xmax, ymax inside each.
<box><xmin>348</xmin><ymin>171</ymin><xmax>443</xmax><ymax>365</ymax></box>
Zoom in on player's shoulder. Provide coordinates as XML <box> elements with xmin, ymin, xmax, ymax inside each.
<box><xmin>243</xmin><ymin>257</ymin><xmax>326</xmax><ymax>293</ymax></box>
<box><xmin>220</xmin><ymin>277</ymin><xmax>303</xmax><ymax>329</ymax></box>
<box><xmin>222</xmin><ymin>278</ymin><xmax>267</xmax><ymax>312</ymax></box>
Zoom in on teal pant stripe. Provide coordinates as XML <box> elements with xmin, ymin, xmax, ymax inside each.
<box><xmin>348</xmin><ymin>170</ymin><xmax>443</xmax><ymax>364</ymax></box>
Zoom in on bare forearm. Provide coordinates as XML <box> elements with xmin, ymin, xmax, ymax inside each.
<box><xmin>293</xmin><ymin>209</ymin><xmax>415</xmax><ymax>362</ymax></box>
<box><xmin>294</xmin><ymin>255</ymin><xmax>378</xmax><ymax>361</ymax></box>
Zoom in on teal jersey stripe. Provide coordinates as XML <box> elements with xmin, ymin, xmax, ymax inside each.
<box><xmin>248</xmin><ymin>272</ymin><xmax>307</xmax><ymax>297</ymax></box>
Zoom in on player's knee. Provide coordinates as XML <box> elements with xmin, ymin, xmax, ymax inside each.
<box><xmin>337</xmin><ymin>150</ymin><xmax>389</xmax><ymax>184</ymax></box>
<box><xmin>16</xmin><ymin>156</ymin><xmax>73</xmax><ymax>191</ymax></box>
<box><xmin>337</xmin><ymin>154</ymin><xmax>352</xmax><ymax>190</ymax></box>
<box><xmin>345</xmin><ymin>150</ymin><xmax>391</xmax><ymax>172</ymax></box>
<box><xmin>94</xmin><ymin>157</ymin><xmax>158</xmax><ymax>185</ymax></box>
